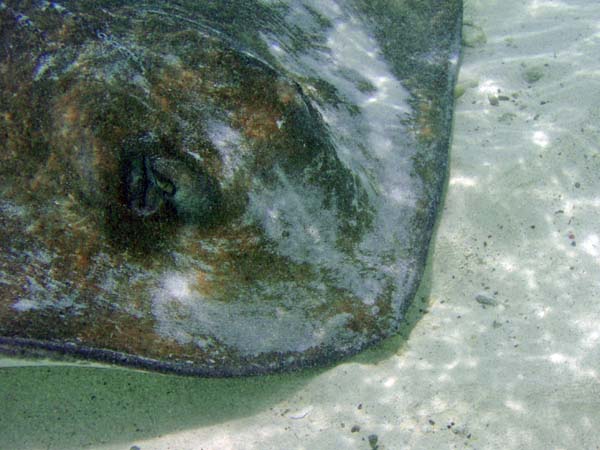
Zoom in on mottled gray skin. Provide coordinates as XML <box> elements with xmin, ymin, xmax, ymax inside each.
<box><xmin>0</xmin><ymin>0</ymin><xmax>462</xmax><ymax>376</ymax></box>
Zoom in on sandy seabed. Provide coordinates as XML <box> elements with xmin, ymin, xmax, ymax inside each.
<box><xmin>2</xmin><ymin>0</ymin><xmax>600</xmax><ymax>449</ymax></box>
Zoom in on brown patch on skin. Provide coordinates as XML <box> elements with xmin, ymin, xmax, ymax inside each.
<box><xmin>415</xmin><ymin>98</ymin><xmax>436</xmax><ymax>143</ymax></box>
<box><xmin>276</xmin><ymin>80</ymin><xmax>299</xmax><ymax>105</ymax></box>
<box><xmin>312</xmin><ymin>293</ymin><xmax>378</xmax><ymax>334</ymax></box>
<box><xmin>32</xmin><ymin>209</ymin><xmax>104</xmax><ymax>292</ymax></box>
<box><xmin>152</xmin><ymin>67</ymin><xmax>204</xmax><ymax>106</ymax></box>
<box><xmin>195</xmin><ymin>270</ymin><xmax>213</xmax><ymax>295</ymax></box>
<box><xmin>228</xmin><ymin>78</ymin><xmax>301</xmax><ymax>142</ymax></box>
<box><xmin>75</xmin><ymin>310</ymin><xmax>190</xmax><ymax>360</ymax></box>
<box><xmin>180</xmin><ymin>225</ymin><xmax>266</xmax><ymax>295</ymax></box>
<box><xmin>76</xmin><ymin>249</ymin><xmax>92</xmax><ymax>273</ymax></box>
<box><xmin>157</xmin><ymin>95</ymin><xmax>170</xmax><ymax>113</ymax></box>
<box><xmin>229</xmin><ymin>78</ymin><xmax>301</xmax><ymax>143</ymax></box>
<box><xmin>347</xmin><ymin>309</ymin><xmax>378</xmax><ymax>334</ymax></box>
<box><xmin>411</xmin><ymin>84</ymin><xmax>447</xmax><ymax>147</ymax></box>
<box><xmin>62</xmin><ymin>104</ymin><xmax>80</xmax><ymax>125</ymax></box>
<box><xmin>235</xmin><ymin>104</ymin><xmax>282</xmax><ymax>141</ymax></box>
<box><xmin>70</xmin><ymin>216</ymin><xmax>102</xmax><ymax>275</ymax></box>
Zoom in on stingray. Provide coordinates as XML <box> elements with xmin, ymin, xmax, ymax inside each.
<box><xmin>0</xmin><ymin>0</ymin><xmax>462</xmax><ymax>376</ymax></box>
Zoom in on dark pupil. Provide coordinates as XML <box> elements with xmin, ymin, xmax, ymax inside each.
<box><xmin>127</xmin><ymin>155</ymin><xmax>175</xmax><ymax>217</ymax></box>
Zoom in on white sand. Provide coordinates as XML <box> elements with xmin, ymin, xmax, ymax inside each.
<box><xmin>2</xmin><ymin>1</ymin><xmax>600</xmax><ymax>449</ymax></box>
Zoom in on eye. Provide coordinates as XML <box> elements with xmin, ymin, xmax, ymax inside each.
<box><xmin>125</xmin><ymin>155</ymin><xmax>167</xmax><ymax>218</ymax></box>
<box><xmin>149</xmin><ymin>157</ymin><xmax>222</xmax><ymax>226</ymax></box>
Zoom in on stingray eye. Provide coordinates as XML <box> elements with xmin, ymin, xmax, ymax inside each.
<box><xmin>149</xmin><ymin>157</ymin><xmax>222</xmax><ymax>226</ymax></box>
<box><xmin>121</xmin><ymin>133</ymin><xmax>223</xmax><ymax>229</ymax></box>
<box><xmin>125</xmin><ymin>154</ymin><xmax>169</xmax><ymax>218</ymax></box>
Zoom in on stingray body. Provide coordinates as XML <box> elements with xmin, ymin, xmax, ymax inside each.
<box><xmin>0</xmin><ymin>0</ymin><xmax>462</xmax><ymax>375</ymax></box>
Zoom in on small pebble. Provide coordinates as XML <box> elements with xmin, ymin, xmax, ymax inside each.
<box><xmin>475</xmin><ymin>293</ymin><xmax>498</xmax><ymax>307</ymax></box>
<box><xmin>523</xmin><ymin>65</ymin><xmax>544</xmax><ymax>83</ymax></box>
<box><xmin>368</xmin><ymin>434</ymin><xmax>379</xmax><ymax>449</ymax></box>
